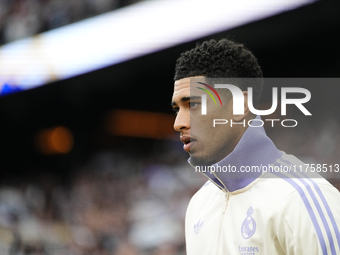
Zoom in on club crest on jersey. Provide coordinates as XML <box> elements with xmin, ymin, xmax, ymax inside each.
<box><xmin>194</xmin><ymin>219</ymin><xmax>204</xmax><ymax>234</ymax></box>
<box><xmin>241</xmin><ymin>207</ymin><xmax>256</xmax><ymax>239</ymax></box>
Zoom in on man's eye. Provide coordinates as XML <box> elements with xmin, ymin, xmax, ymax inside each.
<box><xmin>172</xmin><ymin>107</ymin><xmax>179</xmax><ymax>114</ymax></box>
<box><xmin>189</xmin><ymin>102</ymin><xmax>200</xmax><ymax>108</ymax></box>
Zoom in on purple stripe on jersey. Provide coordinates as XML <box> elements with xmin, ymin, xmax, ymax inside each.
<box><xmin>280</xmin><ymin>157</ymin><xmax>340</xmax><ymax>252</ymax></box>
<box><xmin>278</xmin><ymin>158</ymin><xmax>305</xmax><ymax>177</ymax></box>
<box><xmin>301</xmin><ymin>172</ymin><xmax>340</xmax><ymax>252</ymax></box>
<box><xmin>293</xmin><ymin>175</ymin><xmax>336</xmax><ymax>254</ymax></box>
<box><xmin>278</xmin><ymin>158</ymin><xmax>336</xmax><ymax>254</ymax></box>
<box><xmin>273</xmin><ymin>162</ymin><xmax>328</xmax><ymax>255</ymax></box>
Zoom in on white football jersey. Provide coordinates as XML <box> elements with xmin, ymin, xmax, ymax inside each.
<box><xmin>186</xmin><ymin>124</ymin><xmax>340</xmax><ymax>255</ymax></box>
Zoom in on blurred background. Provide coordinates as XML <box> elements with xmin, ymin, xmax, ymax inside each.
<box><xmin>1</xmin><ymin>0</ymin><xmax>340</xmax><ymax>254</ymax></box>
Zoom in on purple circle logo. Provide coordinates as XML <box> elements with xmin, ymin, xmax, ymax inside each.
<box><xmin>241</xmin><ymin>207</ymin><xmax>256</xmax><ymax>239</ymax></box>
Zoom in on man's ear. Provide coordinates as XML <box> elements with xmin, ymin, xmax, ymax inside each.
<box><xmin>233</xmin><ymin>91</ymin><xmax>250</xmax><ymax>122</ymax></box>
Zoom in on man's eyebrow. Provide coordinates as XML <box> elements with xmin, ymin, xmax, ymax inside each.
<box><xmin>171</xmin><ymin>96</ymin><xmax>201</xmax><ymax>107</ymax></box>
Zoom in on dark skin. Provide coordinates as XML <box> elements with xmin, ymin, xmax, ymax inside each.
<box><xmin>171</xmin><ymin>76</ymin><xmax>253</xmax><ymax>166</ymax></box>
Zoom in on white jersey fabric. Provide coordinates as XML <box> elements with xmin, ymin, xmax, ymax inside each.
<box><xmin>185</xmin><ymin>122</ymin><xmax>340</xmax><ymax>255</ymax></box>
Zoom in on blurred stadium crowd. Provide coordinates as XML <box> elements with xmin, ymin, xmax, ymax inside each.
<box><xmin>0</xmin><ymin>140</ymin><xmax>205</xmax><ymax>255</ymax></box>
<box><xmin>0</xmin><ymin>0</ymin><xmax>140</xmax><ymax>45</ymax></box>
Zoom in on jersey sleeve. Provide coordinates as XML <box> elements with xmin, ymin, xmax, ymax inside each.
<box><xmin>276</xmin><ymin>181</ymin><xmax>340</xmax><ymax>255</ymax></box>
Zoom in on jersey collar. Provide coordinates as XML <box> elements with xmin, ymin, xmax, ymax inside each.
<box><xmin>188</xmin><ymin>116</ymin><xmax>283</xmax><ymax>192</ymax></box>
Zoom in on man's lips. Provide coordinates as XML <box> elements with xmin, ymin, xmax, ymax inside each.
<box><xmin>180</xmin><ymin>135</ymin><xmax>197</xmax><ymax>153</ymax></box>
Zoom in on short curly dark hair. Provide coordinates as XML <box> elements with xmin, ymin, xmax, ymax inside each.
<box><xmin>174</xmin><ymin>38</ymin><xmax>263</xmax><ymax>107</ymax></box>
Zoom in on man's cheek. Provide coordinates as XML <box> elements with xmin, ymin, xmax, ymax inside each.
<box><xmin>191</xmin><ymin>117</ymin><xmax>209</xmax><ymax>131</ymax></box>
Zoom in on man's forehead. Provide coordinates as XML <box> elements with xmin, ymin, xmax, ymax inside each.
<box><xmin>174</xmin><ymin>78</ymin><xmax>191</xmax><ymax>90</ymax></box>
<box><xmin>174</xmin><ymin>76</ymin><xmax>206</xmax><ymax>90</ymax></box>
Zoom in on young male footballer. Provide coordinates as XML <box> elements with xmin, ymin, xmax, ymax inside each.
<box><xmin>171</xmin><ymin>38</ymin><xmax>340</xmax><ymax>254</ymax></box>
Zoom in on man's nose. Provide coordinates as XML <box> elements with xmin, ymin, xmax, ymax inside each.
<box><xmin>173</xmin><ymin>109</ymin><xmax>190</xmax><ymax>132</ymax></box>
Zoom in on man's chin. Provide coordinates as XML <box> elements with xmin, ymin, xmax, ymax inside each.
<box><xmin>190</xmin><ymin>154</ymin><xmax>216</xmax><ymax>167</ymax></box>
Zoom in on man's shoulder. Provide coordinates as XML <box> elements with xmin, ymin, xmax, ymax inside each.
<box><xmin>267</xmin><ymin>151</ymin><xmax>338</xmax><ymax>192</ymax></box>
